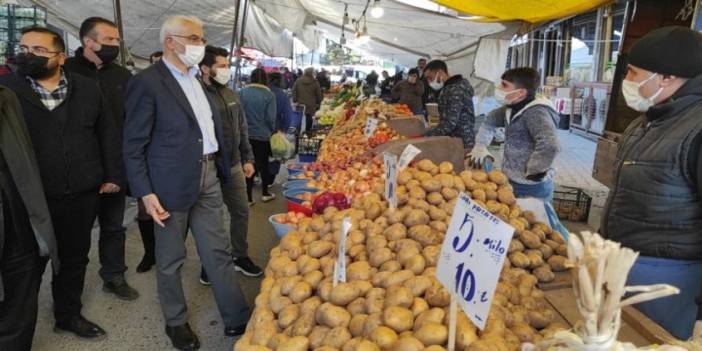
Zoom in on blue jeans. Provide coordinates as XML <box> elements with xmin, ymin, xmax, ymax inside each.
<box><xmin>626</xmin><ymin>256</ymin><xmax>702</xmax><ymax>339</ymax></box>
<box><xmin>510</xmin><ymin>179</ymin><xmax>554</xmax><ymax>203</ymax></box>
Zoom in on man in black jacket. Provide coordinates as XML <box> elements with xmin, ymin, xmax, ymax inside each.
<box><xmin>0</xmin><ymin>26</ymin><xmax>121</xmax><ymax>339</ymax></box>
<box><xmin>0</xmin><ymin>85</ymin><xmax>59</xmax><ymax>350</ymax></box>
<box><xmin>198</xmin><ymin>46</ymin><xmax>261</xmax><ymax>282</ymax></box>
<box><xmin>63</xmin><ymin>16</ymin><xmax>138</xmax><ymax>300</ymax></box>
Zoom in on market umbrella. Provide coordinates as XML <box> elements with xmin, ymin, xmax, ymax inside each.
<box><xmin>430</xmin><ymin>0</ymin><xmax>613</xmax><ymax>23</ymax></box>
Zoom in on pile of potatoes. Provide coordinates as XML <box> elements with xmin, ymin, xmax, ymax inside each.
<box><xmin>235</xmin><ymin>160</ymin><xmax>569</xmax><ymax>351</ymax></box>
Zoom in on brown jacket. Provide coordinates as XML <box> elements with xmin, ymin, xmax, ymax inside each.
<box><xmin>292</xmin><ymin>74</ymin><xmax>322</xmax><ymax>114</ymax></box>
<box><xmin>392</xmin><ymin>79</ymin><xmax>424</xmax><ymax>112</ymax></box>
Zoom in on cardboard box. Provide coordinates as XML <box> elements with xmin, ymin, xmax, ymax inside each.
<box><xmin>387</xmin><ymin>116</ymin><xmax>427</xmax><ymax>137</ymax></box>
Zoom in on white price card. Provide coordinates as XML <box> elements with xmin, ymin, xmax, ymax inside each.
<box><xmin>397</xmin><ymin>144</ymin><xmax>421</xmax><ymax>171</ymax></box>
<box><xmin>383</xmin><ymin>152</ymin><xmax>398</xmax><ymax>208</ymax></box>
<box><xmin>364</xmin><ymin>117</ymin><xmax>379</xmax><ymax>137</ymax></box>
<box><xmin>334</xmin><ymin>217</ymin><xmax>352</xmax><ymax>287</ymax></box>
<box><xmin>436</xmin><ymin>193</ymin><xmax>515</xmax><ymax>330</ymax></box>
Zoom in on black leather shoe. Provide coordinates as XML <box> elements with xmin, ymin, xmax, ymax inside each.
<box><xmin>136</xmin><ymin>255</ymin><xmax>155</xmax><ymax>273</ymax></box>
<box><xmin>224</xmin><ymin>322</ymin><xmax>247</xmax><ymax>337</ymax></box>
<box><xmin>234</xmin><ymin>257</ymin><xmax>263</xmax><ymax>277</ymax></box>
<box><xmin>165</xmin><ymin>323</ymin><xmax>200</xmax><ymax>351</ymax></box>
<box><xmin>54</xmin><ymin>315</ymin><xmax>106</xmax><ymax>339</ymax></box>
<box><xmin>103</xmin><ymin>277</ymin><xmax>139</xmax><ymax>300</ymax></box>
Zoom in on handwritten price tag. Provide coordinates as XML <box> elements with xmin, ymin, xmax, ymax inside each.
<box><xmin>334</xmin><ymin>217</ymin><xmax>352</xmax><ymax>287</ymax></box>
<box><xmin>436</xmin><ymin>193</ymin><xmax>515</xmax><ymax>330</ymax></box>
<box><xmin>383</xmin><ymin>152</ymin><xmax>398</xmax><ymax>208</ymax></box>
<box><xmin>397</xmin><ymin>144</ymin><xmax>421</xmax><ymax>171</ymax></box>
<box><xmin>364</xmin><ymin>118</ymin><xmax>379</xmax><ymax>137</ymax></box>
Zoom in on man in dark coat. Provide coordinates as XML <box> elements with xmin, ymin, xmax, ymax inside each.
<box><xmin>63</xmin><ymin>16</ymin><xmax>138</xmax><ymax>300</ymax></box>
<box><xmin>0</xmin><ymin>85</ymin><xmax>59</xmax><ymax>350</ymax></box>
<box><xmin>0</xmin><ymin>26</ymin><xmax>121</xmax><ymax>339</ymax></box>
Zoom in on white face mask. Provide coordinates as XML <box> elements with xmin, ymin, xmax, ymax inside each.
<box><xmin>494</xmin><ymin>87</ymin><xmax>517</xmax><ymax>105</ymax></box>
<box><xmin>429</xmin><ymin>76</ymin><xmax>444</xmax><ymax>90</ymax></box>
<box><xmin>621</xmin><ymin>73</ymin><xmax>664</xmax><ymax>112</ymax></box>
<box><xmin>213</xmin><ymin>67</ymin><xmax>231</xmax><ymax>85</ymax></box>
<box><xmin>174</xmin><ymin>38</ymin><xmax>205</xmax><ymax>67</ymax></box>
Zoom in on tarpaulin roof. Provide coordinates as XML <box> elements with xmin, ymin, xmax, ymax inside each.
<box><xmin>432</xmin><ymin>0</ymin><xmax>612</xmax><ymax>23</ymax></box>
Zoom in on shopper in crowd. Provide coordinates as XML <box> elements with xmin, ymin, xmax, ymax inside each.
<box><xmin>0</xmin><ymin>26</ymin><xmax>121</xmax><ymax>339</ymax></box>
<box><xmin>123</xmin><ymin>16</ymin><xmax>250</xmax><ymax>350</ymax></box>
<box><xmin>269</xmin><ymin>72</ymin><xmax>294</xmax><ymax>133</ymax></box>
<box><xmin>379</xmin><ymin>70</ymin><xmax>396</xmax><ymax>100</ymax></box>
<box><xmin>0</xmin><ymin>85</ymin><xmax>59</xmax><ymax>350</ymax></box>
<box><xmin>281</xmin><ymin>66</ymin><xmax>294</xmax><ymax>89</ymax></box>
<box><xmin>198</xmin><ymin>45</ymin><xmax>261</xmax><ymax>282</ymax></box>
<box><xmin>63</xmin><ymin>16</ymin><xmax>139</xmax><ymax>300</ymax></box>
<box><xmin>241</xmin><ymin>68</ymin><xmax>277</xmax><ymax>203</ymax></box>
<box><xmin>391</xmin><ymin>68</ymin><xmax>424</xmax><ymax>114</ymax></box>
<box><xmin>600</xmin><ymin>26</ymin><xmax>702</xmax><ymax>340</ymax></box>
<box><xmin>149</xmin><ymin>51</ymin><xmax>163</xmax><ymax>64</ymax></box>
<box><xmin>416</xmin><ymin>57</ymin><xmax>437</xmax><ymax>107</ymax></box>
<box><xmin>422</xmin><ymin>59</ymin><xmax>476</xmax><ymax>149</ymax></box>
<box><xmin>317</xmin><ymin>68</ymin><xmax>331</xmax><ymax>93</ymax></box>
<box><xmin>292</xmin><ymin>67</ymin><xmax>322</xmax><ymax>132</ymax></box>
<box><xmin>366</xmin><ymin>70</ymin><xmax>379</xmax><ymax>94</ymax></box>
<box><xmin>468</xmin><ymin>67</ymin><xmax>560</xmax><ymax>201</ymax></box>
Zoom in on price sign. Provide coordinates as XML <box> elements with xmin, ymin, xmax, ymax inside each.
<box><xmin>383</xmin><ymin>152</ymin><xmax>398</xmax><ymax>208</ymax></box>
<box><xmin>364</xmin><ymin>117</ymin><xmax>379</xmax><ymax>137</ymax></box>
<box><xmin>397</xmin><ymin>144</ymin><xmax>421</xmax><ymax>171</ymax></box>
<box><xmin>436</xmin><ymin>193</ymin><xmax>515</xmax><ymax>330</ymax></box>
<box><xmin>334</xmin><ymin>217</ymin><xmax>352</xmax><ymax>287</ymax></box>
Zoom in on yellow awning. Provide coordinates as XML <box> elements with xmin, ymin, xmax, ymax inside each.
<box><xmin>431</xmin><ymin>0</ymin><xmax>612</xmax><ymax>23</ymax></box>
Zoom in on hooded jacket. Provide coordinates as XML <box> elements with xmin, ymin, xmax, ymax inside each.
<box><xmin>424</xmin><ymin>75</ymin><xmax>476</xmax><ymax>148</ymax></box>
<box><xmin>292</xmin><ymin>74</ymin><xmax>322</xmax><ymax>114</ymax></box>
<box><xmin>474</xmin><ymin>98</ymin><xmax>560</xmax><ymax>184</ymax></box>
<box><xmin>204</xmin><ymin>82</ymin><xmax>254</xmax><ymax>165</ymax></box>
<box><xmin>0</xmin><ymin>86</ymin><xmax>58</xmax><ymax>301</ymax></box>
<box><xmin>240</xmin><ymin>83</ymin><xmax>277</xmax><ymax>141</ymax></box>
<box><xmin>392</xmin><ymin>79</ymin><xmax>424</xmax><ymax>112</ymax></box>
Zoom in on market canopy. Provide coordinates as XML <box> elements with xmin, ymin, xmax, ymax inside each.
<box><xmin>431</xmin><ymin>0</ymin><xmax>613</xmax><ymax>23</ymax></box>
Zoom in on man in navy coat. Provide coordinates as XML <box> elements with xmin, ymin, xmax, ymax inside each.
<box><xmin>123</xmin><ymin>15</ymin><xmax>249</xmax><ymax>351</ymax></box>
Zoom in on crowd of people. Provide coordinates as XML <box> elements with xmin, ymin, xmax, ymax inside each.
<box><xmin>0</xmin><ymin>9</ymin><xmax>702</xmax><ymax>350</ymax></box>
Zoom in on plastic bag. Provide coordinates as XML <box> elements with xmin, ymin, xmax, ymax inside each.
<box><xmin>271</xmin><ymin>131</ymin><xmax>295</xmax><ymax>159</ymax></box>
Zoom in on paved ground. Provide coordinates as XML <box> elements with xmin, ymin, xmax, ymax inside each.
<box><xmin>30</xmin><ymin>131</ymin><xmax>605</xmax><ymax>350</ymax></box>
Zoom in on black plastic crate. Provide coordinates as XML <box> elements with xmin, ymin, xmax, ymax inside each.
<box><xmin>553</xmin><ymin>186</ymin><xmax>591</xmax><ymax>222</ymax></box>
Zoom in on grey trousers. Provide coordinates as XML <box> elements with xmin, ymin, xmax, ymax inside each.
<box><xmin>154</xmin><ymin>159</ymin><xmax>250</xmax><ymax>327</ymax></box>
<box><xmin>220</xmin><ymin>164</ymin><xmax>249</xmax><ymax>258</ymax></box>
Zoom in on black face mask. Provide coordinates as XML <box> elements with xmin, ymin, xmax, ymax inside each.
<box><xmin>15</xmin><ymin>53</ymin><xmax>57</xmax><ymax>79</ymax></box>
<box><xmin>95</xmin><ymin>44</ymin><xmax>120</xmax><ymax>64</ymax></box>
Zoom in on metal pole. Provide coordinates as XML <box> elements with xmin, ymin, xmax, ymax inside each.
<box><xmin>234</xmin><ymin>0</ymin><xmax>249</xmax><ymax>84</ymax></box>
<box><xmin>228</xmin><ymin>0</ymin><xmax>242</xmax><ymax>62</ymax></box>
<box><xmin>113</xmin><ymin>0</ymin><xmax>127</xmax><ymax>67</ymax></box>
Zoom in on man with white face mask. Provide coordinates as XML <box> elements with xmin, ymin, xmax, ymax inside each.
<box><xmin>600</xmin><ymin>26</ymin><xmax>702</xmax><ymax>340</ymax></box>
<box><xmin>124</xmin><ymin>16</ymin><xmax>250</xmax><ymax>350</ymax></box>
<box><xmin>197</xmin><ymin>45</ymin><xmax>261</xmax><ymax>281</ymax></box>
<box><xmin>468</xmin><ymin>67</ymin><xmax>560</xmax><ymax>202</ymax></box>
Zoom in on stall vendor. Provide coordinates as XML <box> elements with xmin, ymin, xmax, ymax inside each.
<box><xmin>601</xmin><ymin>26</ymin><xmax>702</xmax><ymax>340</ymax></box>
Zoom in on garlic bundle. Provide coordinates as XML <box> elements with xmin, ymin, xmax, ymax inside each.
<box><xmin>523</xmin><ymin>231</ymin><xmax>681</xmax><ymax>351</ymax></box>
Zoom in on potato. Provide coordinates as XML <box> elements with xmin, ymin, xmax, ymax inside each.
<box><xmin>517</xmin><ymin>274</ymin><xmax>538</xmax><ymax>297</ymax></box>
<box><xmin>388</xmin><ymin>336</ymin><xmax>424</xmax><ymax>351</ymax></box>
<box><xmin>251</xmin><ymin>324</ymin><xmax>276</xmax><ymax>346</ymax></box>
<box><xmin>303</xmin><ymin>270</ymin><xmax>324</xmax><ymax>289</ymax></box>
<box><xmin>307</xmin><ymin>241</ymin><xmax>334</xmax><ymax>258</ymax></box>
<box><xmin>347</xmin><ymin>297</ymin><xmax>366</xmax><ymax>315</ymax></box>
<box><xmin>322</xmin><ymin>326</ymin><xmax>352</xmax><ymax>349</ymax></box>
<box><xmin>529</xmin><ymin>308</ymin><xmax>556</xmax><ymax>329</ymax></box>
<box><xmin>409</xmin><ymin>186</ymin><xmax>427</xmax><ymax>199</ymax></box>
<box><xmin>346</xmin><ymin>261</ymin><xmax>371</xmax><ymax>282</ymax></box>
<box><xmin>466</xmin><ymin>339</ymin><xmax>510</xmax><ymax>351</ymax></box>
<box><xmin>429</xmin><ymin>206</ymin><xmax>447</xmax><ymax>221</ymax></box>
<box><xmin>402</xmin><ymin>255</ymin><xmax>424</xmax><ymax>275</ymax></box>
<box><xmin>384</xmin><ymin>286</ymin><xmax>414</xmax><ymax>309</ymax></box>
<box><xmin>389</xmin><ymin>238</ymin><xmax>422</xmax><ymax>253</ymax></box>
<box><xmin>497</xmin><ymin>188</ymin><xmax>516</xmax><ymax>205</ymax></box>
<box><xmin>411</xmin><ymin>199</ymin><xmax>431</xmax><ymax>211</ymax></box>
<box><xmin>369</xmin><ymin>326</ymin><xmax>398</xmax><ymax>348</ymax></box>
<box><xmin>543</xmin><ymin>239</ymin><xmax>560</xmax><ymax>250</ymax></box>
<box><xmin>385</xmin><ymin>208</ymin><xmax>407</xmax><ymax>224</ymax></box>
<box><xmin>547</xmin><ymin>255</ymin><xmax>569</xmax><ymax>271</ymax></box>
<box><xmin>383</xmin><ymin>223</ymin><xmax>407</xmax><ymax>241</ymax></box>
<box><xmin>488</xmin><ymin>170</ymin><xmax>508</xmax><ymax>185</ymax></box>
<box><xmin>319</xmin><ymin>281</ymin><xmax>333</xmax><ymax>302</ymax></box>
<box><xmin>508</xmin><ymin>239</ymin><xmax>525</xmax><ymax>254</ymax></box>
<box><xmin>509</xmin><ymin>252</ymin><xmax>530</xmax><ymax>269</ymax></box>
<box><xmin>511</xmin><ymin>322</ymin><xmax>536</xmax><ymax>343</ymax></box>
<box><xmin>453</xmin><ymin>175</ymin><xmax>466</xmax><ymax>192</ymax></box>
<box><xmin>362</xmin><ymin>312</ymin><xmax>384</xmax><ymax>337</ymax></box>
<box><xmin>275</xmin><ymin>335</ymin><xmax>309</xmax><ymax>351</ymax></box>
<box><xmin>383</xmin><ymin>306</ymin><xmax>414</xmax><ymax>332</ymax></box>
<box><xmin>278</xmin><ymin>304</ymin><xmax>301</xmax><ymax>329</ymax></box>
<box><xmin>435</xmin><ymin>174</ymin><xmax>454</xmax><ymax>188</ymax></box>
<box><xmin>267</xmin><ymin>333</ymin><xmax>289</xmax><ymax>350</ymax></box>
<box><xmin>404</xmin><ymin>209</ymin><xmax>430</xmax><ymax>227</ymax></box>
<box><xmin>349</xmin><ymin>314</ymin><xmax>368</xmax><ymax>337</ymax></box>
<box><xmin>369</xmin><ymin>247</ymin><xmax>393</xmax><ymax>267</ymax></box>
<box><xmin>410</xmin><ymin>297</ymin><xmax>429</xmax><ymax>317</ymax></box>
<box><xmin>426</xmin><ymin>192</ymin><xmax>444</xmax><ymax>205</ymax></box>
<box><xmin>331</xmin><ymin>282</ymin><xmax>360</xmax><ymax>306</ymax></box>
<box><xmin>270</xmin><ymin>295</ymin><xmax>293</xmax><ymax>314</ymax></box>
<box><xmin>472</xmin><ymin>189</ymin><xmax>487</xmax><ymax>202</ymax></box>
<box><xmin>308</xmin><ymin>326</ymin><xmax>330</xmax><ymax>349</ymax></box>
<box><xmin>538</xmin><ymin>243</ymin><xmax>554</xmax><ymax>259</ymax></box>
<box><xmin>365</xmin><ymin>288</ymin><xmax>385</xmax><ymax>314</ymax></box>
<box><xmin>423</xmin><ymin>245</ymin><xmax>440</xmax><ymax>267</ymax></box>
<box><xmin>371</xmin><ymin>271</ymin><xmax>391</xmax><ymax>288</ymax></box>
<box><xmin>380</xmin><ymin>260</ymin><xmax>402</xmax><ymax>272</ymax></box>
<box><xmin>301</xmin><ymin>296</ymin><xmax>322</xmax><ymax>315</ymax></box>
<box><xmin>279</xmin><ymin>276</ymin><xmax>302</xmax><ymax>295</ymax></box>
<box><xmin>439</xmin><ymin>161</ymin><xmax>454</xmax><ymax>174</ymax></box>
<box><xmin>421</xmin><ymin>179</ymin><xmax>442</xmax><ymax>193</ymax></box>
<box><xmin>415</xmin><ymin>322</ymin><xmax>448</xmax><ymax>346</ymax></box>
<box><xmin>555</xmin><ymin>244</ymin><xmax>568</xmax><ymax>256</ymax></box>
<box><xmin>398</xmin><ymin>170</ymin><xmax>413</xmax><ymax>185</ymax></box>
<box><xmin>290</xmin><ymin>281</ymin><xmax>313</xmax><ymax>304</ymax></box>
<box><xmin>351</xmin><ymin>280</ymin><xmax>373</xmax><ymax>297</ymax></box>
<box><xmin>316</xmin><ymin>302</ymin><xmax>351</xmax><ymax>328</ymax></box>
<box><xmin>526</xmin><ymin>250</ymin><xmax>544</xmax><ymax>268</ymax></box>
<box><xmin>441</xmin><ymin>187</ymin><xmax>458</xmax><ymax>201</ymax></box>
<box><xmin>429</xmin><ymin>220</ymin><xmax>448</xmax><ymax>233</ymax></box>
<box><xmin>548</xmin><ymin>230</ymin><xmax>566</xmax><ymax>244</ymax></box>
<box><xmin>408</xmin><ymin>225</ymin><xmax>442</xmax><ymax>246</ymax></box>
<box><xmin>397</xmin><ymin>246</ymin><xmax>420</xmax><ymax>265</ymax></box>
<box><xmin>403</xmin><ymin>275</ymin><xmax>433</xmax><ymax>297</ymax></box>
<box><xmin>533</xmin><ymin>265</ymin><xmax>555</xmax><ymax>283</ymax></box>
<box><xmin>382</xmin><ymin>269</ymin><xmax>414</xmax><ymax>288</ymax></box>
<box><xmin>366</xmin><ymin>235</ymin><xmax>387</xmax><ymax>253</ymax></box>
<box><xmin>424</xmin><ymin>282</ymin><xmax>450</xmax><ymax>307</ymax></box>
<box><xmin>518</xmin><ymin>230</ymin><xmax>542</xmax><ymax>249</ymax></box>
<box><xmin>355</xmin><ymin>340</ymin><xmax>381</xmax><ymax>351</ymax></box>
<box><xmin>364</xmin><ymin>203</ymin><xmax>383</xmax><ymax>221</ymax></box>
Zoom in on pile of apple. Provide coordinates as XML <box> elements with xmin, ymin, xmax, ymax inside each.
<box><xmin>272</xmin><ymin>212</ymin><xmax>307</xmax><ymax>226</ymax></box>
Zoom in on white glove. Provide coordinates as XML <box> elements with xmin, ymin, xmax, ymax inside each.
<box><xmin>466</xmin><ymin>144</ymin><xmax>494</xmax><ymax>170</ymax></box>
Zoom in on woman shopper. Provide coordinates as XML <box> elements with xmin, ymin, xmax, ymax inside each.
<box><xmin>268</xmin><ymin>72</ymin><xmax>295</xmax><ymax>180</ymax></box>
<box><xmin>391</xmin><ymin>68</ymin><xmax>424</xmax><ymax>114</ymax></box>
<box><xmin>240</xmin><ymin>68</ymin><xmax>277</xmax><ymax>203</ymax></box>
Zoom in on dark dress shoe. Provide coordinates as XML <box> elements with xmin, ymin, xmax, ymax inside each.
<box><xmin>54</xmin><ymin>315</ymin><xmax>106</xmax><ymax>339</ymax></box>
<box><xmin>103</xmin><ymin>277</ymin><xmax>140</xmax><ymax>300</ymax></box>
<box><xmin>165</xmin><ymin>323</ymin><xmax>200</xmax><ymax>351</ymax></box>
<box><xmin>224</xmin><ymin>322</ymin><xmax>247</xmax><ymax>337</ymax></box>
<box><xmin>136</xmin><ymin>255</ymin><xmax>155</xmax><ymax>273</ymax></box>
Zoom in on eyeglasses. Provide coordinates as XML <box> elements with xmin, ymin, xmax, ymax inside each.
<box><xmin>15</xmin><ymin>44</ymin><xmax>62</xmax><ymax>56</ymax></box>
<box><xmin>170</xmin><ymin>34</ymin><xmax>207</xmax><ymax>45</ymax></box>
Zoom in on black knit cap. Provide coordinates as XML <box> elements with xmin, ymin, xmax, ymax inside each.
<box><xmin>628</xmin><ymin>26</ymin><xmax>702</xmax><ymax>78</ymax></box>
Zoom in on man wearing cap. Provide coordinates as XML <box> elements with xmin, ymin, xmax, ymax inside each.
<box><xmin>601</xmin><ymin>26</ymin><xmax>702</xmax><ymax>339</ymax></box>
